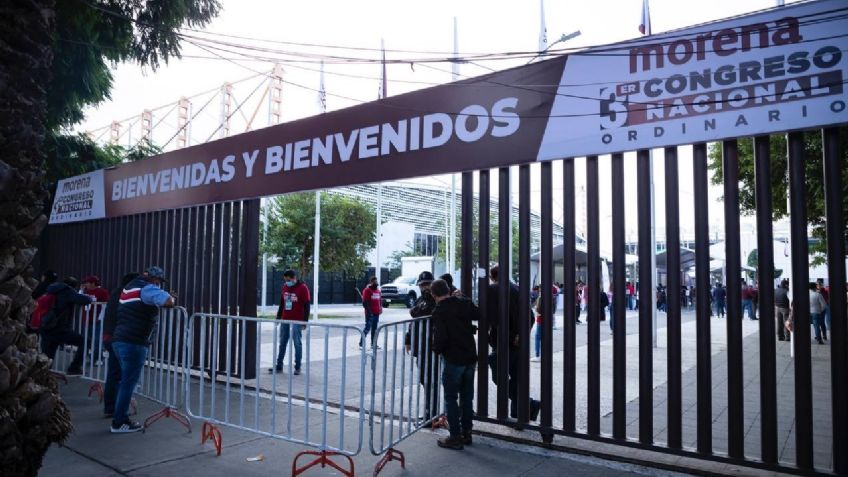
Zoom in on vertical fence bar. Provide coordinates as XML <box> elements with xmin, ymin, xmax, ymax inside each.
<box><xmin>586</xmin><ymin>155</ymin><xmax>601</xmax><ymax>436</ymax></box>
<box><xmin>563</xmin><ymin>158</ymin><xmax>577</xmax><ymax>432</ymax></box>
<box><xmin>788</xmin><ymin>131</ymin><xmax>813</xmax><ymax>470</ymax></box>
<box><xmin>496</xmin><ymin>167</ymin><xmax>510</xmax><ymax>420</ymax></box>
<box><xmin>461</xmin><ymin>171</ymin><xmax>473</xmax><ymax>296</ymax></box>
<box><xmin>477</xmin><ymin>170</ymin><xmax>490</xmax><ymax>418</ymax></box>
<box><xmin>540</xmin><ymin>161</ymin><xmax>553</xmax><ymax>433</ymax></box>
<box><xmin>664</xmin><ymin>146</ymin><xmax>682</xmax><ymax>449</ymax></box>
<box><xmin>693</xmin><ymin>143</ymin><xmax>713</xmax><ymax>454</ymax></box>
<box><xmin>753</xmin><ymin>135</ymin><xmax>778</xmax><ymax>464</ymax></box>
<box><xmin>517</xmin><ymin>164</ymin><xmax>531</xmax><ymax>424</ymax></box>
<box><xmin>611</xmin><ymin>152</ymin><xmax>627</xmax><ymax>440</ymax></box>
<box><xmin>722</xmin><ymin>140</ymin><xmax>744</xmax><ymax>460</ymax></box>
<box><xmin>822</xmin><ymin>128</ymin><xmax>848</xmax><ymax>474</ymax></box>
<box><xmin>636</xmin><ymin>149</ymin><xmax>653</xmax><ymax>444</ymax></box>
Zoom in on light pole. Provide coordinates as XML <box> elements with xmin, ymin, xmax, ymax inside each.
<box><xmin>527</xmin><ymin>31</ymin><xmax>582</xmax><ymax>64</ymax></box>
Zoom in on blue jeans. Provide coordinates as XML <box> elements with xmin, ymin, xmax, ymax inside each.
<box><xmin>275</xmin><ymin>323</ymin><xmax>303</xmax><ymax>370</ymax></box>
<box><xmin>812</xmin><ymin>312</ymin><xmax>826</xmax><ymax>340</ymax></box>
<box><xmin>534</xmin><ymin>323</ymin><xmax>542</xmax><ymax>358</ymax></box>
<box><xmin>742</xmin><ymin>299</ymin><xmax>755</xmax><ymax>320</ymax></box>
<box><xmin>714</xmin><ymin>300</ymin><xmax>726</xmax><ymax>317</ymax></box>
<box><xmin>442</xmin><ymin>361</ymin><xmax>475</xmax><ymax>437</ymax></box>
<box><xmin>112</xmin><ymin>341</ymin><xmax>148</xmax><ymax>425</ymax></box>
<box><xmin>103</xmin><ymin>341</ymin><xmax>122</xmax><ymax>414</ymax></box>
<box><xmin>361</xmin><ymin>312</ymin><xmax>380</xmax><ymax>346</ymax></box>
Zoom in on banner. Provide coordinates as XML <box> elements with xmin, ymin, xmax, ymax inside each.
<box><xmin>51</xmin><ymin>0</ymin><xmax>848</xmax><ymax>222</ymax></box>
<box><xmin>49</xmin><ymin>170</ymin><xmax>105</xmax><ymax>224</ymax></box>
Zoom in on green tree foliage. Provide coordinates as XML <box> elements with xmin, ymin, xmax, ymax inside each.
<box><xmin>708</xmin><ymin>128</ymin><xmax>848</xmax><ymax>265</ymax></box>
<box><xmin>44</xmin><ymin>0</ymin><xmax>220</xmax><ymax>187</ymax></box>
<box><xmin>262</xmin><ymin>193</ymin><xmax>376</xmax><ymax>278</ymax></box>
<box><xmin>439</xmin><ymin>202</ymin><xmax>522</xmax><ymax>276</ymax></box>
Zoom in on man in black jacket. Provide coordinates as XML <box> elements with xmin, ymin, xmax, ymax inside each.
<box><xmin>430</xmin><ymin>279</ymin><xmax>479</xmax><ymax>450</ymax></box>
<box><xmin>486</xmin><ymin>265</ymin><xmax>540</xmax><ymax>421</ymax></box>
<box><xmin>405</xmin><ymin>271</ymin><xmax>438</xmax><ymax>421</ymax></box>
<box><xmin>40</xmin><ymin>276</ymin><xmax>95</xmax><ymax>376</ymax></box>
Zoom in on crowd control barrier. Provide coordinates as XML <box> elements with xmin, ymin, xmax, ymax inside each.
<box><xmin>41</xmin><ymin>302</ymin><xmax>107</xmax><ymax>393</ymax></box>
<box><xmin>369</xmin><ymin>316</ymin><xmax>443</xmax><ymax>476</ymax></box>
<box><xmin>184</xmin><ymin>314</ymin><xmax>368</xmax><ymax>476</ymax></box>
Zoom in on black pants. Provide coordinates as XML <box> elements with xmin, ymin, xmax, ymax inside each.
<box><xmin>41</xmin><ymin>330</ymin><xmax>84</xmax><ymax>372</ymax></box>
<box><xmin>488</xmin><ymin>348</ymin><xmax>539</xmax><ymax>417</ymax></box>
<box><xmin>417</xmin><ymin>351</ymin><xmax>440</xmax><ymax>419</ymax></box>
<box><xmin>103</xmin><ymin>341</ymin><xmax>122</xmax><ymax>414</ymax></box>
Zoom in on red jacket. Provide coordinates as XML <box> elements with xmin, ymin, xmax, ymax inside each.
<box><xmin>362</xmin><ymin>286</ymin><xmax>383</xmax><ymax>315</ymax></box>
<box><xmin>84</xmin><ymin>286</ymin><xmax>110</xmax><ymax>323</ymax></box>
<box><xmin>277</xmin><ymin>281</ymin><xmax>311</xmax><ymax>321</ymax></box>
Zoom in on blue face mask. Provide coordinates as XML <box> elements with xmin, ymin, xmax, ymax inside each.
<box><xmin>285</xmin><ymin>280</ymin><xmax>296</xmax><ymax>287</ymax></box>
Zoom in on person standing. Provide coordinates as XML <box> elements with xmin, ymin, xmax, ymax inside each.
<box><xmin>40</xmin><ymin>276</ymin><xmax>96</xmax><ymax>376</ymax></box>
<box><xmin>405</xmin><ymin>271</ymin><xmax>439</xmax><ymax>421</ymax></box>
<box><xmin>817</xmin><ymin>279</ymin><xmax>830</xmax><ymax>336</ymax></box>
<box><xmin>774</xmin><ymin>279</ymin><xmax>791</xmax><ymax>341</ymax></box>
<box><xmin>712</xmin><ymin>283</ymin><xmax>726</xmax><ymax>318</ymax></box>
<box><xmin>741</xmin><ymin>280</ymin><xmax>756</xmax><ymax>321</ymax></box>
<box><xmin>809</xmin><ymin>282</ymin><xmax>828</xmax><ymax>344</ymax></box>
<box><xmin>110</xmin><ymin>266</ymin><xmax>175</xmax><ymax>433</ymax></box>
<box><xmin>360</xmin><ymin>276</ymin><xmax>382</xmax><ymax>349</ymax></box>
<box><xmin>531</xmin><ymin>295</ymin><xmax>543</xmax><ymax>362</ymax></box>
<box><xmin>270</xmin><ymin>269</ymin><xmax>311</xmax><ymax>375</ymax></box>
<box><xmin>486</xmin><ymin>265</ymin><xmax>540</xmax><ymax>421</ymax></box>
<box><xmin>430</xmin><ymin>279</ymin><xmax>479</xmax><ymax>450</ymax></box>
<box><xmin>575</xmin><ymin>281</ymin><xmax>584</xmax><ymax>325</ymax></box>
<box><xmin>102</xmin><ymin>272</ymin><xmax>139</xmax><ymax>417</ymax></box>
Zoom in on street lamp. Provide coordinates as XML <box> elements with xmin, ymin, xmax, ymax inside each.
<box><xmin>527</xmin><ymin>30</ymin><xmax>582</xmax><ymax>64</ymax></box>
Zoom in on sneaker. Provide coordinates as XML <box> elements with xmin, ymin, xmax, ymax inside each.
<box><xmin>462</xmin><ymin>431</ymin><xmax>473</xmax><ymax>446</ymax></box>
<box><xmin>110</xmin><ymin>421</ymin><xmax>143</xmax><ymax>434</ymax></box>
<box><xmin>816</xmin><ymin>338</ymin><xmax>824</xmax><ymax>345</ymax></box>
<box><xmin>437</xmin><ymin>435</ymin><xmax>464</xmax><ymax>450</ymax></box>
<box><xmin>294</xmin><ymin>368</ymin><xmax>301</xmax><ymax>375</ymax></box>
<box><xmin>268</xmin><ymin>366</ymin><xmax>283</xmax><ymax>374</ymax></box>
<box><xmin>66</xmin><ymin>368</ymin><xmax>83</xmax><ymax>377</ymax></box>
<box><xmin>530</xmin><ymin>356</ymin><xmax>541</xmax><ymax>362</ymax></box>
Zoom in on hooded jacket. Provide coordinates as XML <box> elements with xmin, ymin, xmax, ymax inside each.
<box><xmin>43</xmin><ymin>282</ymin><xmax>93</xmax><ymax>334</ymax></box>
<box><xmin>431</xmin><ymin>296</ymin><xmax>479</xmax><ymax>365</ymax></box>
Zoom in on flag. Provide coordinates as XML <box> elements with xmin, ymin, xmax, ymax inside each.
<box><xmin>539</xmin><ymin>0</ymin><xmax>548</xmax><ymax>53</ymax></box>
<box><xmin>379</xmin><ymin>39</ymin><xmax>388</xmax><ymax>100</ymax></box>
<box><xmin>318</xmin><ymin>60</ymin><xmax>326</xmax><ymax>113</ymax></box>
<box><xmin>639</xmin><ymin>0</ymin><xmax>652</xmax><ymax>35</ymax></box>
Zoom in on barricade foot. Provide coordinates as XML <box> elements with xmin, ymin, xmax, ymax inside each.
<box><xmin>373</xmin><ymin>447</ymin><xmax>405</xmax><ymax>476</ymax></box>
<box><xmin>88</xmin><ymin>382</ymin><xmax>104</xmax><ymax>402</ymax></box>
<box><xmin>201</xmin><ymin>422</ymin><xmax>222</xmax><ymax>456</ymax></box>
<box><xmin>292</xmin><ymin>450</ymin><xmax>354</xmax><ymax>477</ymax></box>
<box><xmin>143</xmin><ymin>407</ymin><xmax>192</xmax><ymax>433</ymax></box>
<box><xmin>431</xmin><ymin>414</ymin><xmax>448</xmax><ymax>430</ymax></box>
<box><xmin>50</xmin><ymin>371</ymin><xmax>68</xmax><ymax>384</ymax></box>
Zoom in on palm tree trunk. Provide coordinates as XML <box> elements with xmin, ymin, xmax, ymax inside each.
<box><xmin>0</xmin><ymin>1</ymin><xmax>73</xmax><ymax>475</ymax></box>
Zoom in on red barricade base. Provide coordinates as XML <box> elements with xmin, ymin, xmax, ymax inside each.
<box><xmin>143</xmin><ymin>406</ymin><xmax>191</xmax><ymax>433</ymax></box>
<box><xmin>201</xmin><ymin>421</ymin><xmax>222</xmax><ymax>456</ymax></box>
<box><xmin>373</xmin><ymin>447</ymin><xmax>405</xmax><ymax>476</ymax></box>
<box><xmin>292</xmin><ymin>450</ymin><xmax>354</xmax><ymax>477</ymax></box>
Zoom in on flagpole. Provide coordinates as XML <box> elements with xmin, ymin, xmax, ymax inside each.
<box><xmin>449</xmin><ymin>18</ymin><xmax>459</xmax><ymax>277</ymax></box>
<box><xmin>376</xmin><ymin>40</ymin><xmax>387</xmax><ymax>285</ymax></box>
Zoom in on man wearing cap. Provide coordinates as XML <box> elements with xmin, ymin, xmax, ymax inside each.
<box><xmin>110</xmin><ymin>266</ymin><xmax>176</xmax><ymax>433</ymax></box>
<box><xmin>82</xmin><ymin>275</ymin><xmax>110</xmax><ymax>362</ymax></box>
<box><xmin>269</xmin><ymin>269</ymin><xmax>311</xmax><ymax>375</ymax></box>
<box><xmin>404</xmin><ymin>271</ymin><xmax>439</xmax><ymax>420</ymax></box>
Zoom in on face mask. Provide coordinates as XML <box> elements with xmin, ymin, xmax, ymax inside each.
<box><xmin>370</xmin><ymin>284</ymin><xmax>378</xmax><ymax>290</ymax></box>
<box><xmin>285</xmin><ymin>280</ymin><xmax>295</xmax><ymax>287</ymax></box>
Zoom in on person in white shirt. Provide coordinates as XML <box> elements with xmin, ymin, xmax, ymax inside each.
<box><xmin>809</xmin><ymin>282</ymin><xmax>828</xmax><ymax>344</ymax></box>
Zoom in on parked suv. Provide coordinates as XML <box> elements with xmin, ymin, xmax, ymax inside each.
<box><xmin>380</xmin><ymin>276</ymin><xmax>418</xmax><ymax>308</ymax></box>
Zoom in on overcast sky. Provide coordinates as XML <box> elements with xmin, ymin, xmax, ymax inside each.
<box><xmin>77</xmin><ymin>0</ymin><xmax>797</xmax><ymax>255</ymax></box>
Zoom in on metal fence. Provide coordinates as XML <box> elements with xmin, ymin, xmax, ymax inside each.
<box><xmin>459</xmin><ymin>128</ymin><xmax>847</xmax><ymax>475</ymax></box>
<box><xmin>184</xmin><ymin>314</ymin><xmax>368</xmax><ymax>467</ymax></box>
<box><xmin>139</xmin><ymin>306</ymin><xmax>192</xmax><ymax>431</ymax></box>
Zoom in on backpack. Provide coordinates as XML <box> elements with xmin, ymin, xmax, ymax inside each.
<box><xmin>30</xmin><ymin>293</ymin><xmax>56</xmax><ymax>331</ymax></box>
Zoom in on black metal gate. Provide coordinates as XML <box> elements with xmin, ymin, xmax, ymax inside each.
<box><xmin>460</xmin><ymin>128</ymin><xmax>846</xmax><ymax>475</ymax></box>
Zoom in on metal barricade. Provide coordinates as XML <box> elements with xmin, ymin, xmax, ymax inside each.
<box><xmin>40</xmin><ymin>303</ymin><xmax>106</xmax><ymax>389</ymax></box>
<box><xmin>137</xmin><ymin>306</ymin><xmax>191</xmax><ymax>431</ymax></box>
<box><xmin>185</xmin><ymin>314</ymin><xmax>367</xmax><ymax>476</ymax></box>
<box><xmin>368</xmin><ymin>316</ymin><xmax>442</xmax><ymax>475</ymax></box>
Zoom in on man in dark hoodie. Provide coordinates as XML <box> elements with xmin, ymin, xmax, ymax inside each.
<box><xmin>430</xmin><ymin>279</ymin><xmax>479</xmax><ymax>450</ymax></box>
<box><xmin>101</xmin><ymin>272</ymin><xmax>139</xmax><ymax>417</ymax></box>
<box><xmin>40</xmin><ymin>276</ymin><xmax>95</xmax><ymax>376</ymax></box>
<box><xmin>405</xmin><ymin>271</ymin><xmax>439</xmax><ymax>420</ymax></box>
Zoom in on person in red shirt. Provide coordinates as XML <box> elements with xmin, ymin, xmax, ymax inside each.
<box><xmin>360</xmin><ymin>276</ymin><xmax>383</xmax><ymax>349</ymax></box>
<box><xmin>269</xmin><ymin>269</ymin><xmax>311</xmax><ymax>375</ymax></box>
<box><xmin>82</xmin><ymin>275</ymin><xmax>110</xmax><ymax>362</ymax></box>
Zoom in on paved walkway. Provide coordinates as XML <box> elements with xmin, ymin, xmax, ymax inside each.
<box><xmin>43</xmin><ymin>379</ymin><xmax>691</xmax><ymax>477</ymax></box>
